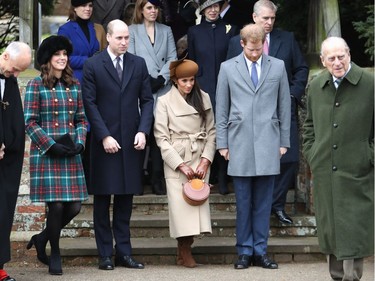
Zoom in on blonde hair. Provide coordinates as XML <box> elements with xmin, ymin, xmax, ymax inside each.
<box><xmin>240</xmin><ymin>23</ymin><xmax>265</xmax><ymax>45</ymax></box>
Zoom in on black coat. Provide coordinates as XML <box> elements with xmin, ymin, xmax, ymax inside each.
<box><xmin>82</xmin><ymin>51</ymin><xmax>154</xmax><ymax>195</ymax></box>
<box><xmin>187</xmin><ymin>18</ymin><xmax>237</xmax><ymax>109</ymax></box>
<box><xmin>222</xmin><ymin>0</ymin><xmax>256</xmax><ymax>29</ymax></box>
<box><xmin>0</xmin><ymin>76</ymin><xmax>25</xmax><ymax>265</ymax></box>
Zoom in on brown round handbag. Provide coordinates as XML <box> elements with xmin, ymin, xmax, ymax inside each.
<box><xmin>182</xmin><ymin>178</ymin><xmax>211</xmax><ymax>206</ymax></box>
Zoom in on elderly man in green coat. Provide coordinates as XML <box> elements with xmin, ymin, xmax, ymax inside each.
<box><xmin>302</xmin><ymin>36</ymin><xmax>374</xmax><ymax>281</ymax></box>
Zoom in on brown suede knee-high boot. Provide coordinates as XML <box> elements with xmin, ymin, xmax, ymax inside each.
<box><xmin>179</xmin><ymin>236</ymin><xmax>196</xmax><ymax>268</ymax></box>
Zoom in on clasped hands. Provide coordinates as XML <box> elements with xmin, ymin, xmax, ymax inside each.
<box><xmin>48</xmin><ymin>143</ymin><xmax>83</xmax><ymax>157</ymax></box>
<box><xmin>178</xmin><ymin>157</ymin><xmax>211</xmax><ymax>180</ymax></box>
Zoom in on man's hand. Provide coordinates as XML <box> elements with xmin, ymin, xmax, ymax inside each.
<box><xmin>103</xmin><ymin>136</ymin><xmax>121</xmax><ymax>153</ymax></box>
<box><xmin>134</xmin><ymin>132</ymin><xmax>146</xmax><ymax>150</ymax></box>
<box><xmin>280</xmin><ymin>147</ymin><xmax>288</xmax><ymax>158</ymax></box>
<box><xmin>219</xmin><ymin>148</ymin><xmax>229</xmax><ymax>161</ymax></box>
<box><xmin>0</xmin><ymin>143</ymin><xmax>5</xmax><ymax>160</ymax></box>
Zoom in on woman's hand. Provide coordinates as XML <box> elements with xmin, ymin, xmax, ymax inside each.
<box><xmin>178</xmin><ymin>163</ymin><xmax>195</xmax><ymax>180</ymax></box>
<box><xmin>195</xmin><ymin>157</ymin><xmax>211</xmax><ymax>179</ymax></box>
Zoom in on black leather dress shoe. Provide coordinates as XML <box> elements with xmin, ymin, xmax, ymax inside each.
<box><xmin>253</xmin><ymin>255</ymin><xmax>278</xmax><ymax>269</ymax></box>
<box><xmin>98</xmin><ymin>256</ymin><xmax>114</xmax><ymax>270</ymax></box>
<box><xmin>273</xmin><ymin>210</ymin><xmax>293</xmax><ymax>224</ymax></box>
<box><xmin>234</xmin><ymin>254</ymin><xmax>251</xmax><ymax>269</ymax></box>
<box><xmin>115</xmin><ymin>256</ymin><xmax>144</xmax><ymax>269</ymax></box>
<box><xmin>1</xmin><ymin>276</ymin><xmax>16</xmax><ymax>281</ymax></box>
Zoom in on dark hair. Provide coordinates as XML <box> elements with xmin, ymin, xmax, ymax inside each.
<box><xmin>184</xmin><ymin>80</ymin><xmax>207</xmax><ymax>123</ymax></box>
<box><xmin>40</xmin><ymin>61</ymin><xmax>76</xmax><ymax>89</ymax></box>
<box><xmin>68</xmin><ymin>6</ymin><xmax>77</xmax><ymax>21</ymax></box>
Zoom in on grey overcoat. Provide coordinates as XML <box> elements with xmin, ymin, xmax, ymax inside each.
<box><xmin>216</xmin><ymin>53</ymin><xmax>291</xmax><ymax>176</ymax></box>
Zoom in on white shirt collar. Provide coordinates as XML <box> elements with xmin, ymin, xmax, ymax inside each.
<box><xmin>107</xmin><ymin>48</ymin><xmax>124</xmax><ymax>62</ymax></box>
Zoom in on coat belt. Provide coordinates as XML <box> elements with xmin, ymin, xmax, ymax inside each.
<box><xmin>171</xmin><ymin>131</ymin><xmax>207</xmax><ymax>162</ymax></box>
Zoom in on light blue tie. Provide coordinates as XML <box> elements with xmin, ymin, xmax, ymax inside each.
<box><xmin>251</xmin><ymin>62</ymin><xmax>258</xmax><ymax>87</ymax></box>
<box><xmin>335</xmin><ymin>77</ymin><xmax>343</xmax><ymax>88</ymax></box>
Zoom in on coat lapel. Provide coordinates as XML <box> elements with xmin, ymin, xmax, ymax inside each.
<box><xmin>269</xmin><ymin>30</ymin><xmax>281</xmax><ymax>56</ymax></box>
<box><xmin>72</xmin><ymin>22</ymin><xmax>90</xmax><ymax>52</ymax></box>
<box><xmin>88</xmin><ymin>22</ymin><xmax>98</xmax><ymax>51</ymax></box>
<box><xmin>121</xmin><ymin>52</ymin><xmax>134</xmax><ymax>90</ymax></box>
<box><xmin>236</xmin><ymin>53</ymin><xmax>254</xmax><ymax>91</ymax></box>
<box><xmin>153</xmin><ymin>22</ymin><xmax>164</xmax><ymax>58</ymax></box>
<box><xmin>168</xmin><ymin>86</ymin><xmax>197</xmax><ymax>116</ymax></box>
<box><xmin>102</xmin><ymin>51</ymin><xmax>122</xmax><ymax>86</ymax></box>
<box><xmin>137</xmin><ymin>24</ymin><xmax>159</xmax><ymax>67</ymax></box>
<box><xmin>258</xmin><ymin>55</ymin><xmax>272</xmax><ymax>89</ymax></box>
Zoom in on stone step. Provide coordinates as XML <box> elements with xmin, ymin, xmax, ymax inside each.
<box><xmin>54</xmin><ymin>236</ymin><xmax>323</xmax><ymax>265</ymax></box>
<box><xmin>61</xmin><ymin>212</ymin><xmax>317</xmax><ymax>238</ymax></box>
<box><xmin>79</xmin><ymin>190</ymin><xmax>299</xmax><ymax>214</ymax></box>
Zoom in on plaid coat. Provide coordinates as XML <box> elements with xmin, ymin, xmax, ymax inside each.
<box><xmin>24</xmin><ymin>77</ymin><xmax>88</xmax><ymax>202</ymax></box>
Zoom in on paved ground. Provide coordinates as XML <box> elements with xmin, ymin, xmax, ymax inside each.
<box><xmin>6</xmin><ymin>260</ymin><xmax>374</xmax><ymax>281</ymax></box>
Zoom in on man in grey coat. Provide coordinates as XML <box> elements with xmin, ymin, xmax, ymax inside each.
<box><xmin>216</xmin><ymin>23</ymin><xmax>290</xmax><ymax>270</ymax></box>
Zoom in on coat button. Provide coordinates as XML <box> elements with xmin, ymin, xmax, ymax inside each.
<box><xmin>55</xmin><ymin>122</ymin><xmax>59</xmax><ymax>127</ymax></box>
<box><xmin>333</xmin><ymin>123</ymin><xmax>338</xmax><ymax>128</ymax></box>
<box><xmin>335</xmin><ymin>102</ymin><xmax>340</xmax><ymax>107</ymax></box>
<box><xmin>332</xmin><ymin>166</ymin><xmax>337</xmax><ymax>171</ymax></box>
<box><xmin>332</xmin><ymin>144</ymin><xmax>338</xmax><ymax>149</ymax></box>
<box><xmin>69</xmin><ymin>122</ymin><xmax>73</xmax><ymax>127</ymax></box>
<box><xmin>54</xmin><ymin>99</ymin><xmax>58</xmax><ymax>103</ymax></box>
<box><xmin>54</xmin><ymin>111</ymin><xmax>59</xmax><ymax>115</ymax></box>
<box><xmin>68</xmin><ymin>98</ymin><xmax>73</xmax><ymax>102</ymax></box>
<box><xmin>69</xmin><ymin>111</ymin><xmax>74</xmax><ymax>115</ymax></box>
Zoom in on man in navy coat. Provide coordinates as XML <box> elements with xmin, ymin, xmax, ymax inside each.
<box><xmin>82</xmin><ymin>19</ymin><xmax>154</xmax><ymax>270</ymax></box>
<box><xmin>226</xmin><ymin>0</ymin><xmax>309</xmax><ymax>224</ymax></box>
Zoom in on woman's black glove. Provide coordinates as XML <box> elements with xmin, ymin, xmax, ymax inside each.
<box><xmin>74</xmin><ymin>144</ymin><xmax>84</xmax><ymax>154</ymax></box>
<box><xmin>48</xmin><ymin>143</ymin><xmax>72</xmax><ymax>157</ymax></box>
<box><xmin>150</xmin><ymin>75</ymin><xmax>165</xmax><ymax>93</ymax></box>
<box><xmin>66</xmin><ymin>144</ymin><xmax>84</xmax><ymax>156</ymax></box>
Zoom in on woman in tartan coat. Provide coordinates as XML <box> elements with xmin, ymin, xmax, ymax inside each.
<box><xmin>24</xmin><ymin>35</ymin><xmax>88</xmax><ymax>275</ymax></box>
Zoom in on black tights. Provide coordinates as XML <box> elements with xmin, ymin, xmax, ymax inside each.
<box><xmin>39</xmin><ymin>202</ymin><xmax>81</xmax><ymax>256</ymax></box>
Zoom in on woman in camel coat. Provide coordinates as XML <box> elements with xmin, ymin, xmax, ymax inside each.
<box><xmin>154</xmin><ymin>59</ymin><xmax>216</xmax><ymax>268</ymax></box>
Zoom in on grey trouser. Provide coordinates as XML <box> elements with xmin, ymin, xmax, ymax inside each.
<box><xmin>327</xmin><ymin>254</ymin><xmax>364</xmax><ymax>281</ymax></box>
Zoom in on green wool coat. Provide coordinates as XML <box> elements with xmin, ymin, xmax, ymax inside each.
<box><xmin>302</xmin><ymin>63</ymin><xmax>374</xmax><ymax>260</ymax></box>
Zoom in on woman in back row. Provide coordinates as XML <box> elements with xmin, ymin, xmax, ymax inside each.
<box><xmin>128</xmin><ymin>0</ymin><xmax>177</xmax><ymax>195</ymax></box>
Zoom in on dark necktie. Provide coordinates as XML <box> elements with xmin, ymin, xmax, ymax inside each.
<box><xmin>116</xmin><ymin>56</ymin><xmax>122</xmax><ymax>81</ymax></box>
<box><xmin>251</xmin><ymin>62</ymin><xmax>258</xmax><ymax>87</ymax></box>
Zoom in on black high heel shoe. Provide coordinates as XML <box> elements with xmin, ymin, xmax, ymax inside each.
<box><xmin>26</xmin><ymin>234</ymin><xmax>49</xmax><ymax>265</ymax></box>
<box><xmin>49</xmin><ymin>253</ymin><xmax>63</xmax><ymax>275</ymax></box>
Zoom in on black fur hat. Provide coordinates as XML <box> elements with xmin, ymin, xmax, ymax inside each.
<box><xmin>37</xmin><ymin>35</ymin><xmax>73</xmax><ymax>66</ymax></box>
